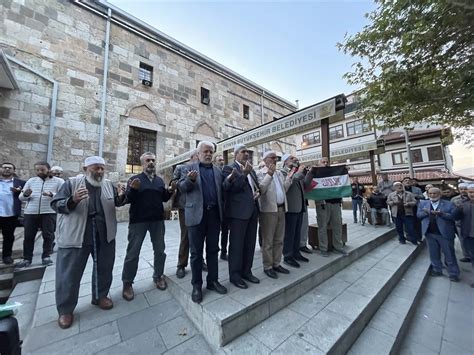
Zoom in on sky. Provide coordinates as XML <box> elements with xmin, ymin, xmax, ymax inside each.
<box><xmin>108</xmin><ymin>0</ymin><xmax>375</xmax><ymax>109</ymax></box>
<box><xmin>108</xmin><ymin>0</ymin><xmax>472</xmax><ymax>172</ymax></box>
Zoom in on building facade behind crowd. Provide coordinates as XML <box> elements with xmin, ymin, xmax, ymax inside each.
<box><xmin>0</xmin><ymin>0</ymin><xmax>296</xmax><ymax>181</ymax></box>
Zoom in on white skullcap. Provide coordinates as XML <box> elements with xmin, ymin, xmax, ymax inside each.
<box><xmin>393</xmin><ymin>181</ymin><xmax>403</xmax><ymax>186</ymax></box>
<box><xmin>234</xmin><ymin>144</ymin><xmax>246</xmax><ymax>154</ymax></box>
<box><xmin>84</xmin><ymin>156</ymin><xmax>106</xmax><ymax>167</ymax></box>
<box><xmin>262</xmin><ymin>150</ymin><xmax>276</xmax><ymax>160</ymax></box>
<box><xmin>281</xmin><ymin>154</ymin><xmax>292</xmax><ymax>163</ymax></box>
<box><xmin>51</xmin><ymin>166</ymin><xmax>63</xmax><ymax>172</ymax></box>
<box><xmin>458</xmin><ymin>182</ymin><xmax>468</xmax><ymax>188</ymax></box>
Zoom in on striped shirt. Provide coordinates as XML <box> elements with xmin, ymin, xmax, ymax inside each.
<box><xmin>19</xmin><ymin>176</ymin><xmax>64</xmax><ymax>214</ymax></box>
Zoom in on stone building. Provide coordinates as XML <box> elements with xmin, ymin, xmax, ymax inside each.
<box><xmin>0</xmin><ymin>0</ymin><xmax>297</xmax><ymax>181</ymax></box>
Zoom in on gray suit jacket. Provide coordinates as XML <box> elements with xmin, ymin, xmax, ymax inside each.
<box><xmin>178</xmin><ymin>162</ymin><xmax>224</xmax><ymax>227</ymax></box>
<box><xmin>172</xmin><ymin>164</ymin><xmax>186</xmax><ymax>209</ymax></box>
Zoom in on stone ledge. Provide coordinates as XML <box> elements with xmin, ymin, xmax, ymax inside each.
<box><xmin>168</xmin><ymin>227</ymin><xmax>397</xmax><ymax>348</ymax></box>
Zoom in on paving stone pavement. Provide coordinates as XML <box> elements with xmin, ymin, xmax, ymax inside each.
<box><xmin>18</xmin><ymin>208</ymin><xmax>473</xmax><ymax>354</ymax></box>
<box><xmin>399</xmin><ymin>246</ymin><xmax>474</xmax><ymax>355</ymax></box>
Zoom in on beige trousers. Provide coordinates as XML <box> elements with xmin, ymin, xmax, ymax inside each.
<box><xmin>259</xmin><ymin>207</ymin><xmax>285</xmax><ymax>269</ymax></box>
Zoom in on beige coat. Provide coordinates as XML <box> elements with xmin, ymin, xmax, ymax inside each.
<box><xmin>387</xmin><ymin>191</ymin><xmax>417</xmax><ymax>217</ymax></box>
<box><xmin>257</xmin><ymin>167</ymin><xmax>291</xmax><ymax>213</ymax></box>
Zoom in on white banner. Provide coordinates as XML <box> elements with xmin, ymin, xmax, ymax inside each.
<box><xmin>298</xmin><ymin>140</ymin><xmax>379</xmax><ymax>164</ymax></box>
<box><xmin>216</xmin><ymin>99</ymin><xmax>336</xmax><ymax>152</ymax></box>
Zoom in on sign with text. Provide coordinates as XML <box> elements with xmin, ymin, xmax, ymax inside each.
<box><xmin>216</xmin><ymin>99</ymin><xmax>336</xmax><ymax>152</ymax></box>
<box><xmin>297</xmin><ymin>141</ymin><xmax>379</xmax><ymax>164</ymax></box>
<box><xmin>156</xmin><ymin>150</ymin><xmax>195</xmax><ymax>170</ymax></box>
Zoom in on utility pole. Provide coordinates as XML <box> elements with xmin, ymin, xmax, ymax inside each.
<box><xmin>404</xmin><ymin>129</ymin><xmax>414</xmax><ymax>178</ymax></box>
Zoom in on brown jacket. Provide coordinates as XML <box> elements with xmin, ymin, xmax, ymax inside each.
<box><xmin>387</xmin><ymin>191</ymin><xmax>417</xmax><ymax>217</ymax></box>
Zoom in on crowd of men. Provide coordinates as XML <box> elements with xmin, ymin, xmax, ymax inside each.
<box><xmin>0</xmin><ymin>149</ymin><xmax>473</xmax><ymax>330</ymax></box>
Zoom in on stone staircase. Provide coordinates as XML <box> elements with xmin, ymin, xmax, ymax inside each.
<box><xmin>219</xmin><ymin>238</ymin><xmax>427</xmax><ymax>354</ymax></box>
<box><xmin>167</xmin><ymin>225</ymin><xmax>399</xmax><ymax>348</ymax></box>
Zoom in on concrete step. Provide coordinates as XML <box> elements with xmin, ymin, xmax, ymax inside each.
<box><xmin>295</xmin><ymin>240</ymin><xmax>422</xmax><ymax>354</ymax></box>
<box><xmin>0</xmin><ymin>271</ymin><xmax>14</xmax><ymax>289</ymax></box>
<box><xmin>167</xmin><ymin>225</ymin><xmax>397</xmax><ymax>348</ymax></box>
<box><xmin>348</xmin><ymin>247</ymin><xmax>430</xmax><ymax>355</ymax></box>
<box><xmin>6</xmin><ymin>279</ymin><xmax>43</xmax><ymax>342</ymax></box>
<box><xmin>221</xmin><ymin>238</ymin><xmax>423</xmax><ymax>354</ymax></box>
<box><xmin>0</xmin><ymin>288</ymin><xmax>12</xmax><ymax>304</ymax></box>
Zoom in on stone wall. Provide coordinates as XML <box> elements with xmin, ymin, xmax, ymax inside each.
<box><xmin>0</xmin><ymin>0</ymin><xmax>295</xmax><ymax>186</ymax></box>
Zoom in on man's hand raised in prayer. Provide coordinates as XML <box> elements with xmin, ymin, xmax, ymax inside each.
<box><xmin>73</xmin><ymin>187</ymin><xmax>88</xmax><ymax>203</ymax></box>
<box><xmin>243</xmin><ymin>161</ymin><xmax>253</xmax><ymax>176</ymax></box>
<box><xmin>187</xmin><ymin>170</ymin><xmax>198</xmax><ymax>182</ymax></box>
<box><xmin>130</xmin><ymin>178</ymin><xmax>141</xmax><ymax>190</ymax></box>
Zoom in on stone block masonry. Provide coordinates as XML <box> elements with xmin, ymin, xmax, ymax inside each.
<box><xmin>0</xmin><ymin>0</ymin><xmax>296</xmax><ymax>182</ymax></box>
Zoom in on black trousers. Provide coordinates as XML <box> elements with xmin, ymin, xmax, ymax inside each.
<box><xmin>187</xmin><ymin>207</ymin><xmax>220</xmax><ymax>287</ymax></box>
<box><xmin>228</xmin><ymin>206</ymin><xmax>258</xmax><ymax>283</ymax></box>
<box><xmin>283</xmin><ymin>212</ymin><xmax>303</xmax><ymax>259</ymax></box>
<box><xmin>1</xmin><ymin>216</ymin><xmax>18</xmax><ymax>259</ymax></box>
<box><xmin>220</xmin><ymin>217</ymin><xmax>229</xmax><ymax>255</ymax></box>
<box><xmin>23</xmin><ymin>213</ymin><xmax>56</xmax><ymax>260</ymax></box>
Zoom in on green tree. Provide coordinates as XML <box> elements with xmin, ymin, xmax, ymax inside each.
<box><xmin>338</xmin><ymin>0</ymin><xmax>473</xmax><ymax>133</ymax></box>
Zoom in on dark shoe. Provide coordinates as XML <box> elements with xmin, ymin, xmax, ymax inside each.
<box><xmin>320</xmin><ymin>250</ymin><xmax>329</xmax><ymax>257</ymax></box>
<box><xmin>399</xmin><ymin>240</ymin><xmax>406</xmax><ymax>244</ymax></box>
<box><xmin>191</xmin><ymin>286</ymin><xmax>202</xmax><ymax>303</ymax></box>
<box><xmin>155</xmin><ymin>276</ymin><xmax>168</xmax><ymax>290</ymax></box>
<box><xmin>122</xmin><ymin>282</ymin><xmax>134</xmax><ymax>301</ymax></box>
<box><xmin>202</xmin><ymin>262</ymin><xmax>208</xmax><ymax>272</ymax></box>
<box><xmin>242</xmin><ymin>274</ymin><xmax>260</xmax><ymax>284</ymax></box>
<box><xmin>15</xmin><ymin>259</ymin><xmax>31</xmax><ymax>268</ymax></box>
<box><xmin>284</xmin><ymin>258</ymin><xmax>300</xmax><ymax>268</ymax></box>
<box><xmin>58</xmin><ymin>314</ymin><xmax>74</xmax><ymax>329</ymax></box>
<box><xmin>42</xmin><ymin>257</ymin><xmax>53</xmax><ymax>266</ymax></box>
<box><xmin>429</xmin><ymin>270</ymin><xmax>443</xmax><ymax>277</ymax></box>
<box><xmin>449</xmin><ymin>275</ymin><xmax>460</xmax><ymax>282</ymax></box>
<box><xmin>333</xmin><ymin>249</ymin><xmax>348</xmax><ymax>257</ymax></box>
<box><xmin>273</xmin><ymin>265</ymin><xmax>290</xmax><ymax>274</ymax></box>
<box><xmin>299</xmin><ymin>246</ymin><xmax>313</xmax><ymax>254</ymax></box>
<box><xmin>264</xmin><ymin>269</ymin><xmax>278</xmax><ymax>279</ymax></box>
<box><xmin>91</xmin><ymin>297</ymin><xmax>114</xmax><ymax>310</ymax></box>
<box><xmin>294</xmin><ymin>254</ymin><xmax>309</xmax><ymax>262</ymax></box>
<box><xmin>176</xmin><ymin>267</ymin><xmax>185</xmax><ymax>279</ymax></box>
<box><xmin>459</xmin><ymin>257</ymin><xmax>471</xmax><ymax>263</ymax></box>
<box><xmin>220</xmin><ymin>253</ymin><xmax>228</xmax><ymax>261</ymax></box>
<box><xmin>2</xmin><ymin>256</ymin><xmax>13</xmax><ymax>264</ymax></box>
<box><xmin>409</xmin><ymin>241</ymin><xmax>419</xmax><ymax>246</ymax></box>
<box><xmin>231</xmin><ymin>279</ymin><xmax>248</xmax><ymax>289</ymax></box>
<box><xmin>206</xmin><ymin>281</ymin><xmax>227</xmax><ymax>294</ymax></box>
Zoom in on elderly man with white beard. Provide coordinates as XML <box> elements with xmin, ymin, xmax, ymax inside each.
<box><xmin>51</xmin><ymin>156</ymin><xmax>126</xmax><ymax>329</ymax></box>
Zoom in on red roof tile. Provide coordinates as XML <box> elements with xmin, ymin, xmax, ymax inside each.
<box><xmin>351</xmin><ymin>169</ymin><xmax>459</xmax><ymax>185</ymax></box>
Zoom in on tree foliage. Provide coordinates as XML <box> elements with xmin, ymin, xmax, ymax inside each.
<box><xmin>338</xmin><ymin>0</ymin><xmax>473</xmax><ymax>131</ymax></box>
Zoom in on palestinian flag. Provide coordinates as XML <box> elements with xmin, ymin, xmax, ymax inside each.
<box><xmin>304</xmin><ymin>166</ymin><xmax>352</xmax><ymax>201</ymax></box>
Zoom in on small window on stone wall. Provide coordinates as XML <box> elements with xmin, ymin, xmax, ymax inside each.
<box><xmin>126</xmin><ymin>126</ymin><xmax>157</xmax><ymax>174</ymax></box>
<box><xmin>201</xmin><ymin>87</ymin><xmax>210</xmax><ymax>105</ymax></box>
<box><xmin>139</xmin><ymin>62</ymin><xmax>153</xmax><ymax>86</ymax></box>
<box><xmin>243</xmin><ymin>104</ymin><xmax>250</xmax><ymax>119</ymax></box>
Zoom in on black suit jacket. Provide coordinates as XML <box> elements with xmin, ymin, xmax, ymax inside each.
<box><xmin>222</xmin><ymin>161</ymin><xmax>259</xmax><ymax>220</ymax></box>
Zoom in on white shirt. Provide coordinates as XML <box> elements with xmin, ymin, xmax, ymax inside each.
<box><xmin>273</xmin><ymin>174</ymin><xmax>285</xmax><ymax>205</ymax></box>
<box><xmin>430</xmin><ymin>200</ymin><xmax>440</xmax><ymax>210</ymax></box>
<box><xmin>0</xmin><ymin>179</ymin><xmax>14</xmax><ymax>217</ymax></box>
